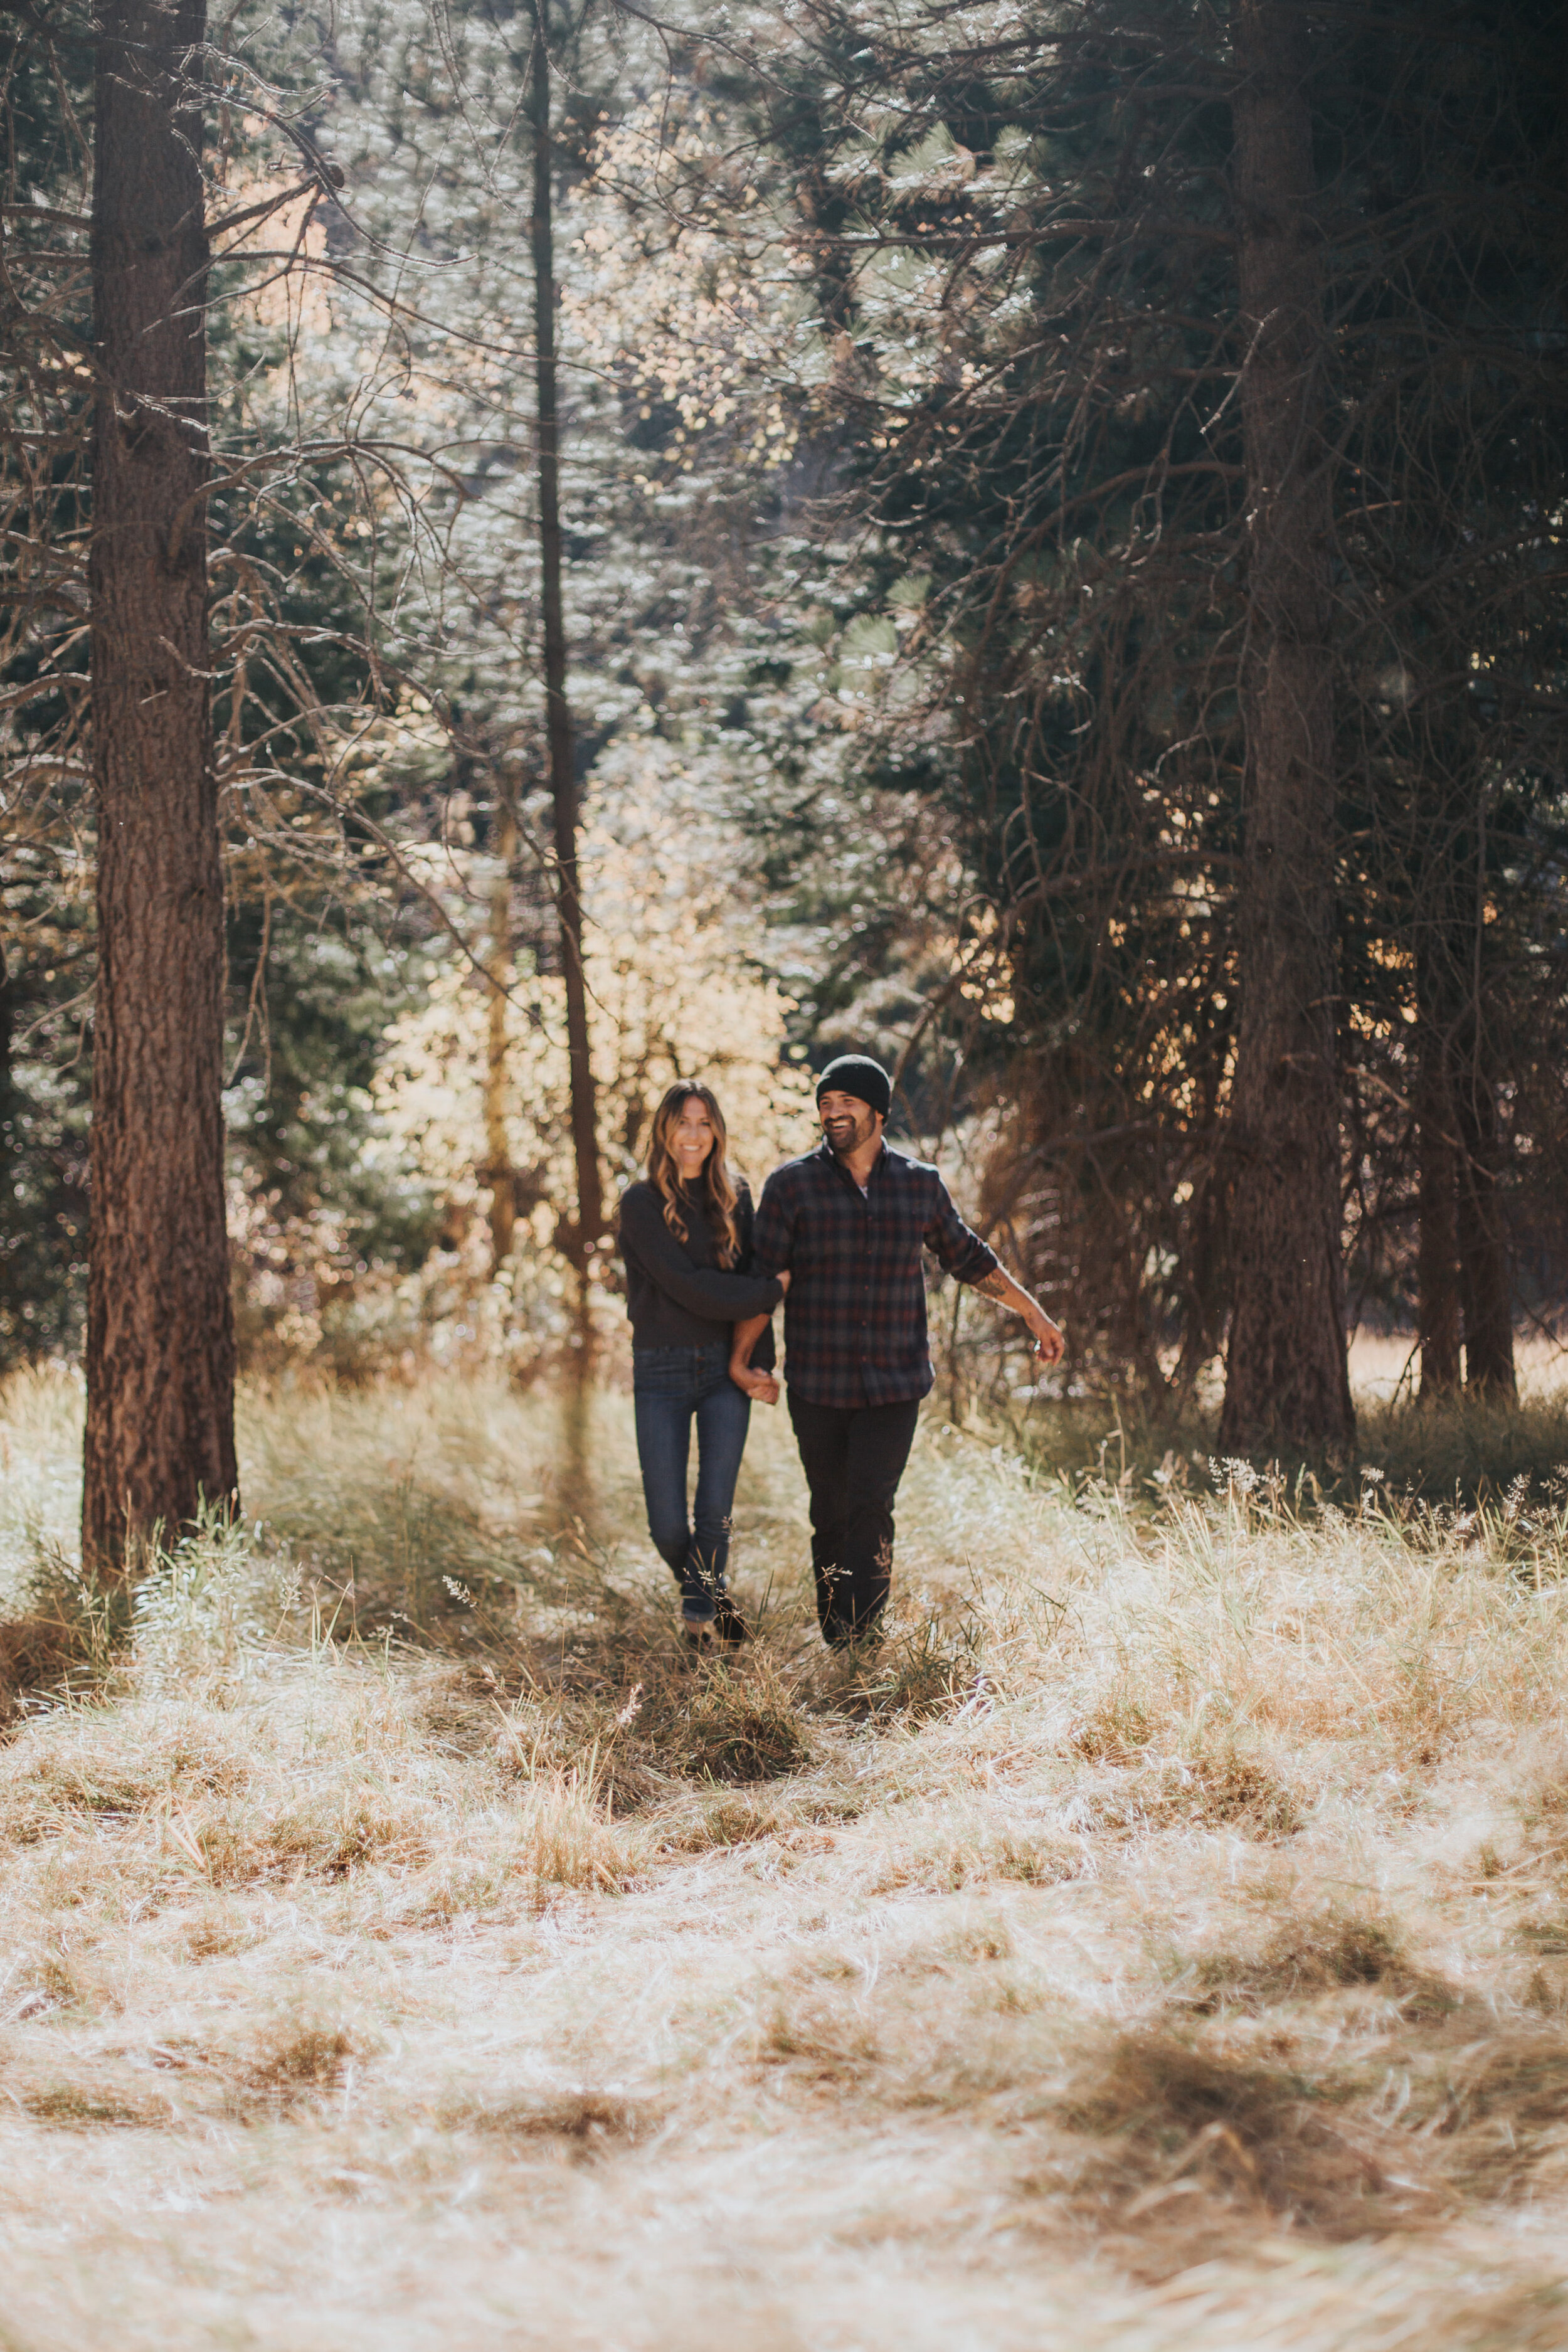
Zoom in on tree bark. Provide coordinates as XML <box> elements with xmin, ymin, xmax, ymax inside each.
<box><xmin>529</xmin><ymin>10</ymin><xmax>601</xmax><ymax>1296</ymax></box>
<box><xmin>0</xmin><ymin>939</ymin><xmax>15</xmax><ymax>1350</ymax></box>
<box><xmin>1414</xmin><ymin>805</ymin><xmax>1514</xmax><ymax>1401</ymax></box>
<box><xmin>1415</xmin><ymin>1014</ymin><xmax>1462</xmax><ymax>1399</ymax></box>
<box><xmin>483</xmin><ymin>799</ymin><xmax>518</xmax><ymax>1273</ymax></box>
<box><xmin>1218</xmin><ymin>0</ymin><xmax>1355</xmax><ymax>1455</ymax></box>
<box><xmin>1454</xmin><ymin>1049</ymin><xmax>1516</xmax><ymax>1397</ymax></box>
<box><xmin>0</xmin><ymin>941</ymin><xmax>13</xmax><ymax>1187</ymax></box>
<box><xmin>83</xmin><ymin>0</ymin><xmax>236</xmax><ymax>1570</ymax></box>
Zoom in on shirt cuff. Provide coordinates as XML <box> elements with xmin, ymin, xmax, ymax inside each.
<box><xmin>954</xmin><ymin>1241</ymin><xmax>1000</xmax><ymax>1285</ymax></box>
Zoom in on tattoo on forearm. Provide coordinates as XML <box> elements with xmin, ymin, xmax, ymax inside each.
<box><xmin>974</xmin><ymin>1268</ymin><xmax>1017</xmax><ymax>1306</ymax></box>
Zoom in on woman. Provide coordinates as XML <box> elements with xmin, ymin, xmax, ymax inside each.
<box><xmin>618</xmin><ymin>1082</ymin><xmax>784</xmax><ymax>1646</ymax></box>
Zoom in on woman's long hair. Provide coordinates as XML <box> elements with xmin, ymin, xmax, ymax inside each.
<box><xmin>646</xmin><ymin>1082</ymin><xmax>741</xmax><ymax>1266</ymax></box>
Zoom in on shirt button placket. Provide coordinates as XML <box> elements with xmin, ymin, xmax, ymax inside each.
<box><xmin>862</xmin><ymin>1190</ymin><xmax>871</xmax><ymax>1339</ymax></box>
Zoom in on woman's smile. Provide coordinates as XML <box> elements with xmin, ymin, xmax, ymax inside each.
<box><xmin>672</xmin><ymin>1101</ymin><xmax>716</xmax><ymax>1173</ymax></box>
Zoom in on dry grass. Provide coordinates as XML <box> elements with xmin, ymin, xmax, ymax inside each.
<box><xmin>2</xmin><ymin>1364</ymin><xmax>1568</xmax><ymax>2349</ymax></box>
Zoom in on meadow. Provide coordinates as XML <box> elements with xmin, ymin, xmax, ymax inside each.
<box><xmin>3</xmin><ymin>1358</ymin><xmax>1568</xmax><ymax>2351</ymax></box>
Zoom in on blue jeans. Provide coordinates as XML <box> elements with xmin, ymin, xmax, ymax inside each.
<box><xmin>632</xmin><ymin>1343</ymin><xmax>751</xmax><ymax>1624</ymax></box>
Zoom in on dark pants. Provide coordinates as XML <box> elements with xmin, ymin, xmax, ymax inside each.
<box><xmin>633</xmin><ymin>1343</ymin><xmax>751</xmax><ymax>1624</ymax></box>
<box><xmin>787</xmin><ymin>1391</ymin><xmax>921</xmax><ymax>1646</ymax></box>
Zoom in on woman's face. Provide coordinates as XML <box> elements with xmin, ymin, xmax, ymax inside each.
<box><xmin>669</xmin><ymin>1095</ymin><xmax>718</xmax><ymax>1179</ymax></box>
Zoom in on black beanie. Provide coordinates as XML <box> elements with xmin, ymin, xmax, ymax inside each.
<box><xmin>816</xmin><ymin>1053</ymin><xmax>892</xmax><ymax>1118</ymax></box>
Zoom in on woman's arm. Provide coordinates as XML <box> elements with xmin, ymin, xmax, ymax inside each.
<box><xmin>620</xmin><ymin>1189</ymin><xmax>783</xmax><ymax>1322</ymax></box>
<box><xmin>729</xmin><ymin>1307</ymin><xmax>776</xmax><ymax>1403</ymax></box>
<box><xmin>731</xmin><ymin>1171</ymin><xmax>791</xmax><ymax>1402</ymax></box>
<box><xmin>733</xmin><ymin>1185</ymin><xmax>778</xmax><ymax>1377</ymax></box>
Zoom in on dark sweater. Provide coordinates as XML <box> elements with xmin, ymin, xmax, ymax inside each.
<box><xmin>618</xmin><ymin>1179</ymin><xmax>781</xmax><ymax>1360</ymax></box>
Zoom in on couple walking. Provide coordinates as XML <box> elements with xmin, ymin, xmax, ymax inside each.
<box><xmin>618</xmin><ymin>1054</ymin><xmax>1065</xmax><ymax>1651</ymax></box>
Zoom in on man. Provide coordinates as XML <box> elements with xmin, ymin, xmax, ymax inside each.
<box><xmin>730</xmin><ymin>1053</ymin><xmax>1064</xmax><ymax>1649</ymax></box>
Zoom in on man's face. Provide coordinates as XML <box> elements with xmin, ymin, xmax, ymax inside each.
<box><xmin>819</xmin><ymin>1089</ymin><xmax>882</xmax><ymax>1157</ymax></box>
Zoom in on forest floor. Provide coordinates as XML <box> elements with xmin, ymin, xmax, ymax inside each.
<box><xmin>3</xmin><ymin>1362</ymin><xmax>1568</xmax><ymax>2351</ymax></box>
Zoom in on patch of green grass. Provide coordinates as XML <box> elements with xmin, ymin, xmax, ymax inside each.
<box><xmin>1357</xmin><ymin>1391</ymin><xmax>1568</xmax><ymax>1505</ymax></box>
<box><xmin>1005</xmin><ymin>1383</ymin><xmax>1568</xmax><ymax>1514</ymax></box>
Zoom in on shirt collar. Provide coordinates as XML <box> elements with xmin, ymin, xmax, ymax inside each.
<box><xmin>816</xmin><ymin>1136</ymin><xmax>889</xmax><ymax>1190</ymax></box>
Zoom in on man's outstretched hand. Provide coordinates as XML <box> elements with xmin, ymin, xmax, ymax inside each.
<box><xmin>1027</xmin><ymin>1306</ymin><xmax>1066</xmax><ymax>1367</ymax></box>
<box><xmin>973</xmin><ymin>1264</ymin><xmax>1066</xmax><ymax>1366</ymax></box>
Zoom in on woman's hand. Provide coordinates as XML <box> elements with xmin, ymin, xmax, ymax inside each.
<box><xmin>731</xmin><ymin>1360</ymin><xmax>780</xmax><ymax>1406</ymax></box>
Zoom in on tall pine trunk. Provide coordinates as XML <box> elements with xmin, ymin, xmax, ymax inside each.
<box><xmin>1454</xmin><ymin>1046</ymin><xmax>1516</xmax><ymax>1397</ymax></box>
<box><xmin>0</xmin><ymin>941</ymin><xmax>14</xmax><ymax>1350</ymax></box>
<box><xmin>1218</xmin><ymin>0</ymin><xmax>1355</xmax><ymax>1454</ymax></box>
<box><xmin>1414</xmin><ymin>821</ymin><xmax>1514</xmax><ymax>1402</ymax></box>
<box><xmin>484</xmin><ymin>800</ymin><xmax>519</xmax><ymax>1273</ymax></box>
<box><xmin>83</xmin><ymin>0</ymin><xmax>236</xmax><ymax>1569</ymax></box>
<box><xmin>1415</xmin><ymin>1017</ymin><xmax>1463</xmax><ymax>1399</ymax></box>
<box><xmin>529</xmin><ymin>11</ymin><xmax>601</xmax><ymax>1306</ymax></box>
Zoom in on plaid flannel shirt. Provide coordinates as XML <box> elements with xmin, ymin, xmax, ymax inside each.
<box><xmin>751</xmin><ymin>1140</ymin><xmax>999</xmax><ymax>1407</ymax></box>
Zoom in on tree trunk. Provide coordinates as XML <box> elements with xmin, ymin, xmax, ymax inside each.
<box><xmin>1454</xmin><ymin>1051</ymin><xmax>1516</xmax><ymax>1397</ymax></box>
<box><xmin>83</xmin><ymin>0</ymin><xmax>236</xmax><ymax>1570</ymax></box>
<box><xmin>1415</xmin><ymin>1019</ymin><xmax>1462</xmax><ymax>1399</ymax></box>
<box><xmin>1218</xmin><ymin>0</ymin><xmax>1355</xmax><ymax>1455</ymax></box>
<box><xmin>529</xmin><ymin>11</ymin><xmax>601</xmax><ymax>1300</ymax></box>
<box><xmin>1172</xmin><ymin>1161</ymin><xmax>1223</xmax><ymax>1399</ymax></box>
<box><xmin>484</xmin><ymin>800</ymin><xmax>518</xmax><ymax>1273</ymax></box>
<box><xmin>0</xmin><ymin>940</ymin><xmax>15</xmax><ymax>1350</ymax></box>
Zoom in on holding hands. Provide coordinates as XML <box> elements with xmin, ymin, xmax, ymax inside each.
<box><xmin>730</xmin><ymin>1269</ymin><xmax>787</xmax><ymax>1405</ymax></box>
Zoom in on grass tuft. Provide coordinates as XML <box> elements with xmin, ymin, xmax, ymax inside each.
<box><xmin>243</xmin><ymin>2021</ymin><xmax>365</xmax><ymax>2107</ymax></box>
<box><xmin>447</xmin><ymin>2090</ymin><xmax>655</xmax><ymax>2150</ymax></box>
<box><xmin>1184</xmin><ymin>1909</ymin><xmax>1461</xmax><ymax>2018</ymax></box>
<box><xmin>1057</xmin><ymin>2028</ymin><xmax>1394</xmax><ymax>2238</ymax></box>
<box><xmin>23</xmin><ymin>2083</ymin><xmax>163</xmax><ymax>2129</ymax></box>
<box><xmin>1069</xmin><ymin>1694</ymin><xmax>1153</xmax><ymax>1763</ymax></box>
<box><xmin>682</xmin><ymin>1668</ymin><xmax>812</xmax><ymax>1784</ymax></box>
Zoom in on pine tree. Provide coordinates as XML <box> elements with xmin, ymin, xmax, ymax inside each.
<box><xmin>740</xmin><ymin>0</ymin><xmax>1568</xmax><ymax>1429</ymax></box>
<box><xmin>1217</xmin><ymin>0</ymin><xmax>1353</xmax><ymax>1450</ymax></box>
<box><xmin>83</xmin><ymin>0</ymin><xmax>237</xmax><ymax>1564</ymax></box>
